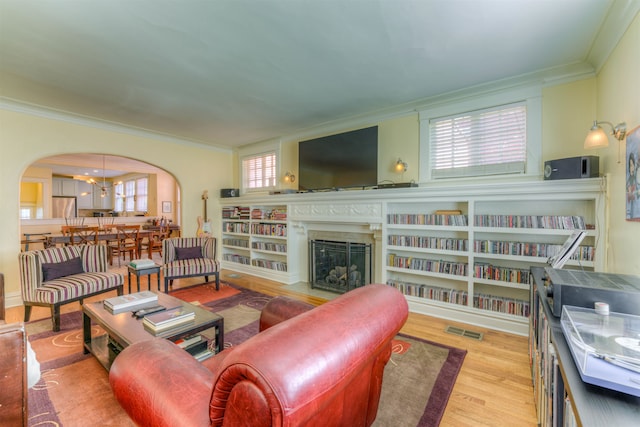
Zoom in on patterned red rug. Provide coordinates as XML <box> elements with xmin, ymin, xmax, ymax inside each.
<box><xmin>25</xmin><ymin>283</ymin><xmax>465</xmax><ymax>427</ymax></box>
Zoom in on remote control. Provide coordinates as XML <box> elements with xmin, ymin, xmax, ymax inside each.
<box><xmin>134</xmin><ymin>305</ymin><xmax>166</xmax><ymax>318</ymax></box>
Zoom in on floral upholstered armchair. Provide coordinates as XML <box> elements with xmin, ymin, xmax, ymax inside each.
<box><xmin>161</xmin><ymin>237</ymin><xmax>220</xmax><ymax>293</ymax></box>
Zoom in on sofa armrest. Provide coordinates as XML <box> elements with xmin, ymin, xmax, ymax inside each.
<box><xmin>259</xmin><ymin>296</ymin><xmax>315</xmax><ymax>331</ymax></box>
<box><xmin>110</xmin><ymin>339</ymin><xmax>215</xmax><ymax>427</ymax></box>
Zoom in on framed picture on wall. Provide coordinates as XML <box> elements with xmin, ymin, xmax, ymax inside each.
<box><xmin>626</xmin><ymin>125</ymin><xmax>640</xmax><ymax>221</ymax></box>
<box><xmin>162</xmin><ymin>201</ymin><xmax>172</xmax><ymax>213</ymax></box>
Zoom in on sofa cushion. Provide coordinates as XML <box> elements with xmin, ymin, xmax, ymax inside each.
<box><xmin>175</xmin><ymin>246</ymin><xmax>201</xmax><ymax>260</ymax></box>
<box><xmin>32</xmin><ymin>272</ymin><xmax>123</xmax><ymax>304</ymax></box>
<box><xmin>42</xmin><ymin>257</ymin><xmax>84</xmax><ymax>282</ymax></box>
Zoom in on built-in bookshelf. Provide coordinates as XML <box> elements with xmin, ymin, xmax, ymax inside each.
<box><xmin>383</xmin><ymin>181</ymin><xmax>604</xmax><ymax>335</ymax></box>
<box><xmin>221</xmin><ymin>205</ymin><xmax>293</xmax><ymax>282</ymax></box>
<box><xmin>220</xmin><ymin>178</ymin><xmax>606</xmax><ymax>335</ymax></box>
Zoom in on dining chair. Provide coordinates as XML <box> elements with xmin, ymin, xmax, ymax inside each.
<box><xmin>65</xmin><ymin>217</ymin><xmax>85</xmax><ymax>227</ymax></box>
<box><xmin>140</xmin><ymin>224</ymin><xmax>168</xmax><ymax>259</ymax></box>
<box><xmin>98</xmin><ymin>216</ymin><xmax>116</xmax><ymax>232</ymax></box>
<box><xmin>68</xmin><ymin>226</ymin><xmax>99</xmax><ymax>245</ymax></box>
<box><xmin>109</xmin><ymin>225</ymin><xmax>140</xmax><ymax>266</ymax></box>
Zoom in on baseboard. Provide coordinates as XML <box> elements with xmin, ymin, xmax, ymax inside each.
<box><xmin>5</xmin><ymin>291</ymin><xmax>23</xmax><ymax>309</ymax></box>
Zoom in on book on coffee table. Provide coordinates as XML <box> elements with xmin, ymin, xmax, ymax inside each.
<box><xmin>103</xmin><ymin>291</ymin><xmax>159</xmax><ymax>314</ymax></box>
<box><xmin>142</xmin><ymin>306</ymin><xmax>195</xmax><ymax>334</ymax></box>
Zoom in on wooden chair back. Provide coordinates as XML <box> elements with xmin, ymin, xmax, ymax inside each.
<box><xmin>68</xmin><ymin>226</ymin><xmax>99</xmax><ymax>245</ymax></box>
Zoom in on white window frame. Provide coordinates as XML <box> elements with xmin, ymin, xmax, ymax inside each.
<box><xmin>116</xmin><ymin>176</ymin><xmax>148</xmax><ymax>213</ymax></box>
<box><xmin>238</xmin><ymin>141</ymin><xmax>281</xmax><ymax>194</ymax></box>
<box><xmin>419</xmin><ymin>86</ymin><xmax>542</xmax><ymax>183</ymax></box>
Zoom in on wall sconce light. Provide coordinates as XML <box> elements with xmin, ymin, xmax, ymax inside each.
<box><xmin>284</xmin><ymin>171</ymin><xmax>296</xmax><ymax>183</ymax></box>
<box><xmin>395</xmin><ymin>158</ymin><xmax>408</xmax><ymax>173</ymax></box>
<box><xmin>584</xmin><ymin>120</ymin><xmax>627</xmax><ymax>149</ymax></box>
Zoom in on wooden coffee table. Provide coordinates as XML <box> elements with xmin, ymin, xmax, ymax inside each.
<box><xmin>83</xmin><ymin>291</ymin><xmax>224</xmax><ymax>370</ymax></box>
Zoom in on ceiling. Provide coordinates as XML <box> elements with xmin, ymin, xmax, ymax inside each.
<box><xmin>0</xmin><ymin>0</ymin><xmax>635</xmax><ymax>150</ymax></box>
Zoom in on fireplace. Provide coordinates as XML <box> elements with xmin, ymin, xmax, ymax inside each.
<box><xmin>309</xmin><ymin>239</ymin><xmax>372</xmax><ymax>294</ymax></box>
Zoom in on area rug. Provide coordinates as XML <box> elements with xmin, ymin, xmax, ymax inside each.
<box><xmin>26</xmin><ymin>283</ymin><xmax>465</xmax><ymax>427</ymax></box>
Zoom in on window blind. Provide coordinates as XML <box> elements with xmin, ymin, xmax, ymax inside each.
<box><xmin>243</xmin><ymin>152</ymin><xmax>276</xmax><ymax>190</ymax></box>
<box><xmin>135</xmin><ymin>177</ymin><xmax>148</xmax><ymax>212</ymax></box>
<box><xmin>430</xmin><ymin>103</ymin><xmax>527</xmax><ymax>179</ymax></box>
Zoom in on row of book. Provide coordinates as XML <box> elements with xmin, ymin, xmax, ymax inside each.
<box><xmin>251</xmin><ymin>208</ymin><xmax>287</xmax><ymax>221</ymax></box>
<box><xmin>252</xmin><ymin>259</ymin><xmax>287</xmax><ymax>271</ymax></box>
<box><xmin>386</xmin><ymin>280</ymin><xmax>468</xmax><ymax>305</ymax></box>
<box><xmin>474</xmin><ymin>240</ymin><xmax>595</xmax><ymax>261</ymax></box>
<box><xmin>252</xmin><ymin>242</ymin><xmax>287</xmax><ymax>252</ymax></box>
<box><xmin>387</xmin><ymin>213</ymin><xmax>588</xmax><ymax>230</ymax></box>
<box><xmin>223</xmin><ymin>254</ymin><xmax>251</xmax><ymax>264</ymax></box>
<box><xmin>387</xmin><ymin>213</ymin><xmax>468</xmax><ymax>226</ymax></box>
<box><xmin>387</xmin><ymin>235</ymin><xmax>469</xmax><ymax>251</ymax></box>
<box><xmin>222</xmin><ymin>238</ymin><xmax>250</xmax><ymax>248</ymax></box>
<box><xmin>223</xmin><ymin>222</ymin><xmax>250</xmax><ymax>233</ymax></box>
<box><xmin>387</xmin><ymin>254</ymin><xmax>468</xmax><ymax>276</ymax></box>
<box><xmin>250</xmin><ymin>223</ymin><xmax>287</xmax><ymax>237</ymax></box>
<box><xmin>473</xmin><ymin>294</ymin><xmax>530</xmax><ymax>317</ymax></box>
<box><xmin>386</xmin><ymin>280</ymin><xmax>530</xmax><ymax>317</ymax></box>
<box><xmin>222</xmin><ymin>206</ymin><xmax>251</xmax><ymax>220</ymax></box>
<box><xmin>474</xmin><ymin>263</ymin><xmax>533</xmax><ymax>285</ymax></box>
<box><xmin>387</xmin><ymin>236</ymin><xmax>595</xmax><ymax>262</ymax></box>
<box><xmin>474</xmin><ymin>214</ymin><xmax>586</xmax><ymax>230</ymax></box>
<box><xmin>103</xmin><ymin>291</ymin><xmax>158</xmax><ymax>314</ymax></box>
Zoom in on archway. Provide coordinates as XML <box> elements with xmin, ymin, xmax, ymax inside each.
<box><xmin>20</xmin><ymin>153</ymin><xmax>181</xmax><ymax>249</ymax></box>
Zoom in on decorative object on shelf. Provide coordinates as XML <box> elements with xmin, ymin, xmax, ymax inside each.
<box><xmin>283</xmin><ymin>171</ymin><xmax>296</xmax><ymax>183</ymax></box>
<box><xmin>196</xmin><ymin>191</ymin><xmax>212</xmax><ymax>237</ymax></box>
<box><xmin>626</xmin><ymin>125</ymin><xmax>640</xmax><ymax>221</ymax></box>
<box><xmin>395</xmin><ymin>158</ymin><xmax>408</xmax><ymax>173</ymax></box>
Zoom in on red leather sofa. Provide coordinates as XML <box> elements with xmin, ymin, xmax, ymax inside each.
<box><xmin>109</xmin><ymin>284</ymin><xmax>408</xmax><ymax>427</ymax></box>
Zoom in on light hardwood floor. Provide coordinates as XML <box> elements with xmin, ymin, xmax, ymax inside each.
<box><xmin>6</xmin><ymin>267</ymin><xmax>537</xmax><ymax>426</ymax></box>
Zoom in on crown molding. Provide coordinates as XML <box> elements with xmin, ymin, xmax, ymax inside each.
<box><xmin>0</xmin><ymin>97</ymin><xmax>231</xmax><ymax>153</ymax></box>
<box><xmin>587</xmin><ymin>0</ymin><xmax>640</xmax><ymax>73</ymax></box>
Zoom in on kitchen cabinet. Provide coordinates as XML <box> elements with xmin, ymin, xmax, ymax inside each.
<box><xmin>52</xmin><ymin>178</ymin><xmax>77</xmax><ymax>197</ymax></box>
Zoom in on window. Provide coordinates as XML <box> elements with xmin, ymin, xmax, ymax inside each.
<box><xmin>242</xmin><ymin>152</ymin><xmax>277</xmax><ymax>191</ymax></box>
<box><xmin>430</xmin><ymin>103</ymin><xmax>527</xmax><ymax>179</ymax></box>
<box><xmin>419</xmin><ymin>86</ymin><xmax>542</xmax><ymax>181</ymax></box>
<box><xmin>114</xmin><ymin>182</ymin><xmax>124</xmax><ymax>212</ymax></box>
<box><xmin>135</xmin><ymin>178</ymin><xmax>148</xmax><ymax>212</ymax></box>
<box><xmin>116</xmin><ymin>177</ymin><xmax>148</xmax><ymax>213</ymax></box>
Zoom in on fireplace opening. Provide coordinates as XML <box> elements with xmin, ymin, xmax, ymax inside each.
<box><xmin>309</xmin><ymin>239</ymin><xmax>372</xmax><ymax>294</ymax></box>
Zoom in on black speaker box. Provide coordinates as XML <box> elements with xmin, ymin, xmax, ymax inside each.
<box><xmin>543</xmin><ymin>156</ymin><xmax>599</xmax><ymax>180</ymax></box>
<box><xmin>220</xmin><ymin>188</ymin><xmax>239</xmax><ymax>198</ymax></box>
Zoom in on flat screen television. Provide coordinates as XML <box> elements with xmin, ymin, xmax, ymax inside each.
<box><xmin>298</xmin><ymin>126</ymin><xmax>378</xmax><ymax>191</ymax></box>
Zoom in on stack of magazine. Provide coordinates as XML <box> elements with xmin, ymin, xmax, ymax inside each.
<box><xmin>142</xmin><ymin>306</ymin><xmax>195</xmax><ymax>335</ymax></box>
<box><xmin>129</xmin><ymin>259</ymin><xmax>157</xmax><ymax>269</ymax></box>
<box><xmin>174</xmin><ymin>334</ymin><xmax>214</xmax><ymax>361</ymax></box>
<box><xmin>103</xmin><ymin>291</ymin><xmax>158</xmax><ymax>314</ymax></box>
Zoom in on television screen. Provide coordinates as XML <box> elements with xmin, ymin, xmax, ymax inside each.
<box><xmin>298</xmin><ymin>126</ymin><xmax>378</xmax><ymax>191</ymax></box>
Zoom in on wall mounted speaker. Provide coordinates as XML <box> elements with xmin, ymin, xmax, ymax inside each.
<box><xmin>543</xmin><ymin>156</ymin><xmax>599</xmax><ymax>180</ymax></box>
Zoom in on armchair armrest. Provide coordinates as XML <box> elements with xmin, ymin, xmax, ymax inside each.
<box><xmin>109</xmin><ymin>338</ymin><xmax>214</xmax><ymax>427</ymax></box>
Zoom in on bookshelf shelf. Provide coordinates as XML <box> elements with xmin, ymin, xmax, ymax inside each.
<box><xmin>383</xmin><ymin>181</ymin><xmax>605</xmax><ymax>335</ymax></box>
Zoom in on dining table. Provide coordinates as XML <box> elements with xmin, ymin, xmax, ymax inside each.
<box><xmin>44</xmin><ymin>229</ymin><xmax>153</xmax><ymax>249</ymax></box>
